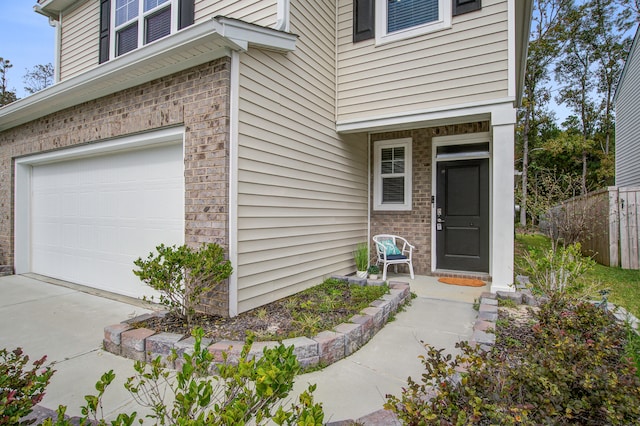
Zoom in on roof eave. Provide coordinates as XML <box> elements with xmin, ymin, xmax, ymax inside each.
<box><xmin>0</xmin><ymin>17</ymin><xmax>297</xmax><ymax>132</ymax></box>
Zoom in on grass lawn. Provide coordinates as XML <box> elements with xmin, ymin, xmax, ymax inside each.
<box><xmin>515</xmin><ymin>233</ymin><xmax>640</xmax><ymax>318</ymax></box>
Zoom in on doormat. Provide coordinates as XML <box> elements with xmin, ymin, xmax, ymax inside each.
<box><xmin>438</xmin><ymin>277</ymin><xmax>486</xmax><ymax>287</ymax></box>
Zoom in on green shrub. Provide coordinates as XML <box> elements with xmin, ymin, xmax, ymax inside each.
<box><xmin>43</xmin><ymin>328</ymin><xmax>324</xmax><ymax>425</ymax></box>
<box><xmin>0</xmin><ymin>347</ymin><xmax>54</xmax><ymax>425</ymax></box>
<box><xmin>523</xmin><ymin>242</ymin><xmax>595</xmax><ymax>299</ymax></box>
<box><xmin>385</xmin><ymin>297</ymin><xmax>640</xmax><ymax>425</ymax></box>
<box><xmin>133</xmin><ymin>243</ymin><xmax>233</xmax><ymax>326</ymax></box>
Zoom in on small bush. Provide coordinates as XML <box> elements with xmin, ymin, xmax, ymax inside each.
<box><xmin>133</xmin><ymin>243</ymin><xmax>233</xmax><ymax>326</ymax></box>
<box><xmin>43</xmin><ymin>328</ymin><xmax>324</xmax><ymax>425</ymax></box>
<box><xmin>0</xmin><ymin>348</ymin><xmax>54</xmax><ymax>425</ymax></box>
<box><xmin>523</xmin><ymin>242</ymin><xmax>595</xmax><ymax>299</ymax></box>
<box><xmin>385</xmin><ymin>297</ymin><xmax>640</xmax><ymax>425</ymax></box>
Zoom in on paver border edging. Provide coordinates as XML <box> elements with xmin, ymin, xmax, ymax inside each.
<box><xmin>103</xmin><ymin>278</ymin><xmax>412</xmax><ymax>371</ymax></box>
<box><xmin>470</xmin><ymin>275</ymin><xmax>640</xmax><ymax>350</ymax></box>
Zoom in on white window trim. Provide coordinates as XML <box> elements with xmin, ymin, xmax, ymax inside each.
<box><xmin>375</xmin><ymin>0</ymin><xmax>451</xmax><ymax>45</ymax></box>
<box><xmin>110</xmin><ymin>0</ymin><xmax>179</xmax><ymax>59</ymax></box>
<box><xmin>374</xmin><ymin>138</ymin><xmax>412</xmax><ymax>211</ymax></box>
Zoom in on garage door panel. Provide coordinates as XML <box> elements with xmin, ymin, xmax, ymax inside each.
<box><xmin>31</xmin><ymin>143</ymin><xmax>184</xmax><ymax>299</ymax></box>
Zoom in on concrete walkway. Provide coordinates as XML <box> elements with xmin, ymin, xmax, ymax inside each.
<box><xmin>0</xmin><ymin>273</ymin><xmax>485</xmax><ymax>423</ymax></box>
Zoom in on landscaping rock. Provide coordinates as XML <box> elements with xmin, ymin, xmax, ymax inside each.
<box><xmin>357</xmin><ymin>409</ymin><xmax>401</xmax><ymax>425</ymax></box>
<box><xmin>360</xmin><ymin>306</ymin><xmax>384</xmax><ymax>332</ymax></box>
<box><xmin>349</xmin><ymin>313</ymin><xmax>375</xmax><ymax>342</ymax></box>
<box><xmin>314</xmin><ymin>330</ymin><xmax>346</xmax><ymax>364</ymax></box>
<box><xmin>145</xmin><ymin>332</ymin><xmax>185</xmax><ymax>367</ymax></box>
<box><xmin>121</xmin><ymin>328</ymin><xmax>156</xmax><ymax>362</ymax></box>
<box><xmin>334</xmin><ymin>322</ymin><xmax>363</xmax><ymax>356</ymax></box>
<box><xmin>497</xmin><ymin>291</ymin><xmax>523</xmax><ymax>304</ymax></box>
<box><xmin>348</xmin><ymin>276</ymin><xmax>367</xmax><ymax>286</ymax></box>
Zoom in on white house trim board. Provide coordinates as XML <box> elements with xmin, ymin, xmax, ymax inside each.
<box><xmin>336</xmin><ymin>100</ymin><xmax>516</xmax><ymax>134</ymax></box>
<box><xmin>430</xmin><ymin>132</ymin><xmax>491</xmax><ymax>274</ymax></box>
<box><xmin>14</xmin><ymin>126</ymin><xmax>186</xmax><ymax>278</ymax></box>
<box><xmin>507</xmin><ymin>0</ymin><xmax>516</xmax><ymax>100</ymax></box>
<box><xmin>490</xmin><ymin>123</ymin><xmax>515</xmax><ymax>291</ymax></box>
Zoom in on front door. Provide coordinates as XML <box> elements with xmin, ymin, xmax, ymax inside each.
<box><xmin>436</xmin><ymin>159</ymin><xmax>489</xmax><ymax>272</ymax></box>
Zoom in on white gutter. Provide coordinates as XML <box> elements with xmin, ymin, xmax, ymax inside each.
<box><xmin>228</xmin><ymin>50</ymin><xmax>240</xmax><ymax>317</ymax></box>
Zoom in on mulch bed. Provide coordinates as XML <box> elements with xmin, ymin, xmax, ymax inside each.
<box><xmin>135</xmin><ymin>281</ymin><xmax>384</xmax><ymax>342</ymax></box>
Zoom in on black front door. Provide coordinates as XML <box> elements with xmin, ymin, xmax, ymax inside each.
<box><xmin>436</xmin><ymin>159</ymin><xmax>489</xmax><ymax>272</ymax></box>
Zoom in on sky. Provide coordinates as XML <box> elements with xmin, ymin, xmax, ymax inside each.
<box><xmin>0</xmin><ymin>2</ymin><xmax>55</xmax><ymax>99</ymax></box>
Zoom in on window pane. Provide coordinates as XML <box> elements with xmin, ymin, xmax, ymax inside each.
<box><xmin>382</xmin><ymin>177</ymin><xmax>405</xmax><ymax>203</ymax></box>
<box><xmin>388</xmin><ymin>0</ymin><xmax>438</xmax><ymax>33</ymax></box>
<box><xmin>116</xmin><ymin>0</ymin><xmax>138</xmax><ymax>26</ymax></box>
<box><xmin>381</xmin><ymin>148</ymin><xmax>393</xmax><ymax>161</ymax></box>
<box><xmin>393</xmin><ymin>146</ymin><xmax>404</xmax><ymax>159</ymax></box>
<box><xmin>146</xmin><ymin>6</ymin><xmax>171</xmax><ymax>43</ymax></box>
<box><xmin>394</xmin><ymin>161</ymin><xmax>405</xmax><ymax>173</ymax></box>
<box><xmin>381</xmin><ymin>162</ymin><xmax>393</xmax><ymax>174</ymax></box>
<box><xmin>117</xmin><ymin>23</ymin><xmax>138</xmax><ymax>56</ymax></box>
<box><xmin>144</xmin><ymin>0</ymin><xmax>169</xmax><ymax>12</ymax></box>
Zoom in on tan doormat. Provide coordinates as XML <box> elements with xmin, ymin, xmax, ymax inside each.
<box><xmin>438</xmin><ymin>277</ymin><xmax>486</xmax><ymax>287</ymax></box>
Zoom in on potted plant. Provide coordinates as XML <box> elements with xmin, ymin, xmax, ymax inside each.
<box><xmin>367</xmin><ymin>264</ymin><xmax>380</xmax><ymax>280</ymax></box>
<box><xmin>354</xmin><ymin>243</ymin><xmax>369</xmax><ymax>279</ymax></box>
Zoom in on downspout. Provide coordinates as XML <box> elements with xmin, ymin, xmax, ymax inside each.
<box><xmin>228</xmin><ymin>50</ymin><xmax>240</xmax><ymax>317</ymax></box>
<box><xmin>52</xmin><ymin>16</ymin><xmax>61</xmax><ymax>84</ymax></box>
<box><xmin>33</xmin><ymin>4</ymin><xmax>61</xmax><ymax>83</ymax></box>
<box><xmin>274</xmin><ymin>0</ymin><xmax>290</xmax><ymax>32</ymax></box>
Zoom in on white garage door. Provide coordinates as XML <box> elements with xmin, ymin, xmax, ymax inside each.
<box><xmin>30</xmin><ymin>143</ymin><xmax>184</xmax><ymax>299</ymax></box>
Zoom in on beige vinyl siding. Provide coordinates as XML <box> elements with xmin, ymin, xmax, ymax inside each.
<box><xmin>616</xmin><ymin>32</ymin><xmax>640</xmax><ymax>187</ymax></box>
<box><xmin>337</xmin><ymin>0</ymin><xmax>510</xmax><ymax>122</ymax></box>
<box><xmin>59</xmin><ymin>0</ymin><xmax>100</xmax><ymax>81</ymax></box>
<box><xmin>236</xmin><ymin>0</ymin><xmax>368</xmax><ymax>313</ymax></box>
<box><xmin>195</xmin><ymin>0</ymin><xmax>277</xmax><ymax>27</ymax></box>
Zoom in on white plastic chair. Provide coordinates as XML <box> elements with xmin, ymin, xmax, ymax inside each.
<box><xmin>372</xmin><ymin>234</ymin><xmax>415</xmax><ymax>281</ymax></box>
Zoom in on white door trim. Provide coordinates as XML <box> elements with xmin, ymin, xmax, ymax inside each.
<box><xmin>430</xmin><ymin>132</ymin><xmax>491</xmax><ymax>273</ymax></box>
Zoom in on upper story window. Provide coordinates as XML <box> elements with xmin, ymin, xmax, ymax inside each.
<box><xmin>100</xmin><ymin>0</ymin><xmax>194</xmax><ymax>63</ymax></box>
<box><xmin>373</xmin><ymin>138</ymin><xmax>412</xmax><ymax>211</ymax></box>
<box><xmin>376</xmin><ymin>0</ymin><xmax>451</xmax><ymax>44</ymax></box>
<box><xmin>353</xmin><ymin>0</ymin><xmax>481</xmax><ymax>44</ymax></box>
<box><xmin>114</xmin><ymin>0</ymin><xmax>174</xmax><ymax>56</ymax></box>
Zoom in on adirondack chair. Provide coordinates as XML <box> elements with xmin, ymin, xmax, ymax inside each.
<box><xmin>372</xmin><ymin>234</ymin><xmax>415</xmax><ymax>281</ymax></box>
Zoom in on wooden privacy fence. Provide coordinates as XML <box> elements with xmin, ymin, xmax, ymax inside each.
<box><xmin>556</xmin><ymin>186</ymin><xmax>640</xmax><ymax>269</ymax></box>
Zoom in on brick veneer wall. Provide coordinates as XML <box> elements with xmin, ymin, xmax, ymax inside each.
<box><xmin>0</xmin><ymin>57</ymin><xmax>231</xmax><ymax>315</ymax></box>
<box><xmin>370</xmin><ymin>122</ymin><xmax>490</xmax><ymax>275</ymax></box>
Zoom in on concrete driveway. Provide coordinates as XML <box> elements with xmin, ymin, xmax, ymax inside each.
<box><xmin>0</xmin><ymin>273</ymin><xmax>483</xmax><ymax>423</ymax></box>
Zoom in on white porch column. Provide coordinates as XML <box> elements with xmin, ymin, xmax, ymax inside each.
<box><xmin>490</xmin><ymin>112</ymin><xmax>516</xmax><ymax>292</ymax></box>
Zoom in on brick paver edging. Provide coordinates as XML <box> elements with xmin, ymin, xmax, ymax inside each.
<box><xmin>103</xmin><ymin>277</ymin><xmax>411</xmax><ymax>370</ymax></box>
<box><xmin>470</xmin><ymin>275</ymin><xmax>640</xmax><ymax>350</ymax></box>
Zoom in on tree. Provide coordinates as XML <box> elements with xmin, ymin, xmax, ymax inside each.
<box><xmin>23</xmin><ymin>63</ymin><xmax>54</xmax><ymax>95</ymax></box>
<box><xmin>0</xmin><ymin>57</ymin><xmax>17</xmax><ymax>106</ymax></box>
<box><xmin>555</xmin><ymin>2</ymin><xmax>601</xmax><ymax>195</ymax></box>
<box><xmin>518</xmin><ymin>0</ymin><xmax>571</xmax><ymax>227</ymax></box>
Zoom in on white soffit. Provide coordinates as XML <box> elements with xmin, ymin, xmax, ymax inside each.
<box><xmin>0</xmin><ymin>17</ymin><xmax>297</xmax><ymax>132</ymax></box>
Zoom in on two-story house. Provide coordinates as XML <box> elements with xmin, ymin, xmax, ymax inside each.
<box><xmin>0</xmin><ymin>0</ymin><xmax>532</xmax><ymax>317</ymax></box>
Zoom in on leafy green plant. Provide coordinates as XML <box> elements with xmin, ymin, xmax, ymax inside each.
<box><xmin>385</xmin><ymin>297</ymin><xmax>640</xmax><ymax>425</ymax></box>
<box><xmin>42</xmin><ymin>328</ymin><xmax>324</xmax><ymax>425</ymax></box>
<box><xmin>367</xmin><ymin>264</ymin><xmax>380</xmax><ymax>275</ymax></box>
<box><xmin>523</xmin><ymin>242</ymin><xmax>595</xmax><ymax>299</ymax></box>
<box><xmin>0</xmin><ymin>347</ymin><xmax>54</xmax><ymax>425</ymax></box>
<box><xmin>353</xmin><ymin>243</ymin><xmax>368</xmax><ymax>271</ymax></box>
<box><xmin>133</xmin><ymin>243</ymin><xmax>233</xmax><ymax>326</ymax></box>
